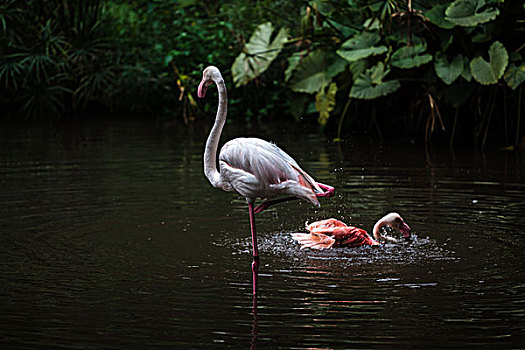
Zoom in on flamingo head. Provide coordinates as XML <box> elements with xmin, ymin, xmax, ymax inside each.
<box><xmin>198</xmin><ymin>66</ymin><xmax>222</xmax><ymax>98</ymax></box>
<box><xmin>383</xmin><ymin>212</ymin><xmax>411</xmax><ymax>240</ymax></box>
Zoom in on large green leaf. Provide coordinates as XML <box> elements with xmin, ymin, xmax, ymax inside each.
<box><xmin>461</xmin><ymin>55</ymin><xmax>473</xmax><ymax>81</ymax></box>
<box><xmin>284</xmin><ymin>51</ymin><xmax>304</xmax><ymax>82</ymax></box>
<box><xmin>232</xmin><ymin>22</ymin><xmax>289</xmax><ymax>87</ymax></box>
<box><xmin>471</xmin><ymin>23</ymin><xmax>495</xmax><ymax>43</ymax></box>
<box><xmin>445</xmin><ymin>0</ymin><xmax>499</xmax><ymax>27</ymax></box>
<box><xmin>470</xmin><ymin>41</ymin><xmax>508</xmax><ymax>85</ymax></box>
<box><xmin>434</xmin><ymin>53</ymin><xmax>464</xmax><ymax>85</ymax></box>
<box><xmin>315</xmin><ymin>82</ymin><xmax>337</xmax><ymax>125</ymax></box>
<box><xmin>289</xmin><ymin>50</ymin><xmax>347</xmax><ymax>93</ymax></box>
<box><xmin>504</xmin><ymin>63</ymin><xmax>525</xmax><ymax>90</ymax></box>
<box><xmin>348</xmin><ymin>59</ymin><xmax>368</xmax><ymax>81</ymax></box>
<box><xmin>349</xmin><ymin>62</ymin><xmax>400</xmax><ymax>100</ymax></box>
<box><xmin>391</xmin><ymin>45</ymin><xmax>433</xmax><ymax>69</ymax></box>
<box><xmin>425</xmin><ymin>4</ymin><xmax>455</xmax><ymax>29</ymax></box>
<box><xmin>336</xmin><ymin>32</ymin><xmax>387</xmax><ymax>62</ymax></box>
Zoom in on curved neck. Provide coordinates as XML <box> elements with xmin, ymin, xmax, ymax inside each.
<box><xmin>372</xmin><ymin>216</ymin><xmax>399</xmax><ymax>243</ymax></box>
<box><xmin>372</xmin><ymin>218</ymin><xmax>386</xmax><ymax>240</ymax></box>
<box><xmin>203</xmin><ymin>77</ymin><xmax>227</xmax><ymax>187</ymax></box>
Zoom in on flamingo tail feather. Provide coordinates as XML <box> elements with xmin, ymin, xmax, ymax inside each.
<box><xmin>291</xmin><ymin>232</ymin><xmax>336</xmax><ymax>250</ymax></box>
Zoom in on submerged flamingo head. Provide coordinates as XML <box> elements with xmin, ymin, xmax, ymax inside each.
<box><xmin>383</xmin><ymin>212</ymin><xmax>411</xmax><ymax>239</ymax></box>
<box><xmin>371</xmin><ymin>212</ymin><xmax>412</xmax><ymax>242</ymax></box>
<box><xmin>198</xmin><ymin>66</ymin><xmax>222</xmax><ymax>98</ymax></box>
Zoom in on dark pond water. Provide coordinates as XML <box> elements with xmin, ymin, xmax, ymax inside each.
<box><xmin>1</xmin><ymin>119</ymin><xmax>524</xmax><ymax>349</ymax></box>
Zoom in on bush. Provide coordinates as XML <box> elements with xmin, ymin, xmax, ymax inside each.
<box><xmin>232</xmin><ymin>0</ymin><xmax>525</xmax><ymax>147</ymax></box>
<box><xmin>0</xmin><ymin>0</ymin><xmax>115</xmax><ymax>118</ymax></box>
<box><xmin>0</xmin><ymin>0</ymin><xmax>302</xmax><ymax>122</ymax></box>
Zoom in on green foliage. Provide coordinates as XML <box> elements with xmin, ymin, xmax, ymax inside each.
<box><xmin>391</xmin><ymin>44</ymin><xmax>433</xmax><ymax>69</ymax></box>
<box><xmin>336</xmin><ymin>32</ymin><xmax>387</xmax><ymax>62</ymax></box>
<box><xmin>435</xmin><ymin>54</ymin><xmax>464</xmax><ymax>85</ymax></box>
<box><xmin>232</xmin><ymin>22</ymin><xmax>289</xmax><ymax>87</ymax></box>
<box><xmin>315</xmin><ymin>82</ymin><xmax>337</xmax><ymax>125</ymax></box>
<box><xmin>289</xmin><ymin>50</ymin><xmax>347</xmax><ymax>93</ymax></box>
<box><xmin>0</xmin><ymin>0</ymin><xmax>114</xmax><ymax>118</ymax></box>
<box><xmin>2</xmin><ymin>0</ymin><xmax>299</xmax><ymax>120</ymax></box>
<box><xmin>232</xmin><ymin>0</ymin><xmax>525</xmax><ymax>147</ymax></box>
<box><xmin>349</xmin><ymin>62</ymin><xmax>401</xmax><ymax>100</ymax></box>
<box><xmin>445</xmin><ymin>0</ymin><xmax>500</xmax><ymax>27</ymax></box>
<box><xmin>504</xmin><ymin>63</ymin><xmax>525</xmax><ymax>90</ymax></box>
<box><xmin>101</xmin><ymin>0</ymin><xmax>235</xmax><ymax>117</ymax></box>
<box><xmin>425</xmin><ymin>4</ymin><xmax>455</xmax><ymax>29</ymax></box>
<box><xmin>470</xmin><ymin>41</ymin><xmax>508</xmax><ymax>85</ymax></box>
<box><xmin>2</xmin><ymin>0</ymin><xmax>524</xmax><ymax>147</ymax></box>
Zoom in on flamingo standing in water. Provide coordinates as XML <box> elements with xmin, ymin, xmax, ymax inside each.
<box><xmin>291</xmin><ymin>212</ymin><xmax>411</xmax><ymax>250</ymax></box>
<box><xmin>198</xmin><ymin>66</ymin><xmax>334</xmax><ymax>295</ymax></box>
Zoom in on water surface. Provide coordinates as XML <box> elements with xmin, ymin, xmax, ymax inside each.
<box><xmin>1</xmin><ymin>119</ymin><xmax>524</xmax><ymax>349</ymax></box>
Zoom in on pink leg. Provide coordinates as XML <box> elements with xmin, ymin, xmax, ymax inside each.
<box><xmin>248</xmin><ymin>201</ymin><xmax>259</xmax><ymax>295</ymax></box>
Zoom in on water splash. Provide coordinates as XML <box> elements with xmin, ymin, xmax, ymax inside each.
<box><xmin>226</xmin><ymin>230</ymin><xmax>457</xmax><ymax>267</ymax></box>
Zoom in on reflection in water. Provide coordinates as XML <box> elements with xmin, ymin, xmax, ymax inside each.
<box><xmin>0</xmin><ymin>120</ymin><xmax>524</xmax><ymax>349</ymax></box>
<box><xmin>251</xmin><ymin>294</ymin><xmax>258</xmax><ymax>350</ymax></box>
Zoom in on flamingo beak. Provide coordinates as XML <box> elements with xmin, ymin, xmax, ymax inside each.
<box><xmin>400</xmin><ymin>221</ymin><xmax>411</xmax><ymax>240</ymax></box>
<box><xmin>197</xmin><ymin>79</ymin><xmax>208</xmax><ymax>98</ymax></box>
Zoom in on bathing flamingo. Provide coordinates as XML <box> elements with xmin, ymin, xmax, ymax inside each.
<box><xmin>198</xmin><ymin>66</ymin><xmax>334</xmax><ymax>295</ymax></box>
<box><xmin>291</xmin><ymin>212</ymin><xmax>411</xmax><ymax>250</ymax></box>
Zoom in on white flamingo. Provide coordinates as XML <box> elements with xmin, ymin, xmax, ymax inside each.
<box><xmin>198</xmin><ymin>66</ymin><xmax>334</xmax><ymax>295</ymax></box>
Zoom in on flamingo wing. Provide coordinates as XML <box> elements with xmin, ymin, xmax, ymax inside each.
<box><xmin>306</xmin><ymin>218</ymin><xmax>348</xmax><ymax>233</ymax></box>
<box><xmin>218</xmin><ymin>138</ymin><xmax>321</xmax><ymax>204</ymax></box>
<box><xmin>337</xmin><ymin>227</ymin><xmax>379</xmax><ymax>247</ymax></box>
<box><xmin>306</xmin><ymin>218</ymin><xmax>379</xmax><ymax>247</ymax></box>
<box><xmin>291</xmin><ymin>232</ymin><xmax>336</xmax><ymax>250</ymax></box>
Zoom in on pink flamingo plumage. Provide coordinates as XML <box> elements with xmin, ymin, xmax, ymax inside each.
<box><xmin>291</xmin><ymin>213</ymin><xmax>411</xmax><ymax>250</ymax></box>
<box><xmin>198</xmin><ymin>66</ymin><xmax>334</xmax><ymax>295</ymax></box>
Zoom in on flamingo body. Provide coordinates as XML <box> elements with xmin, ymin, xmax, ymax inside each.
<box><xmin>292</xmin><ymin>213</ymin><xmax>411</xmax><ymax>250</ymax></box>
<box><xmin>292</xmin><ymin>218</ymin><xmax>379</xmax><ymax>250</ymax></box>
<box><xmin>217</xmin><ymin>137</ymin><xmax>322</xmax><ymax>206</ymax></box>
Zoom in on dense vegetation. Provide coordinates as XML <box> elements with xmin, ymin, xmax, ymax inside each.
<box><xmin>1</xmin><ymin>0</ymin><xmax>235</xmax><ymax>120</ymax></box>
<box><xmin>1</xmin><ymin>0</ymin><xmax>524</xmax><ymax>148</ymax></box>
<box><xmin>232</xmin><ymin>0</ymin><xmax>525</xmax><ymax>148</ymax></box>
<box><xmin>0</xmin><ymin>0</ymin><xmax>298</xmax><ymax>121</ymax></box>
